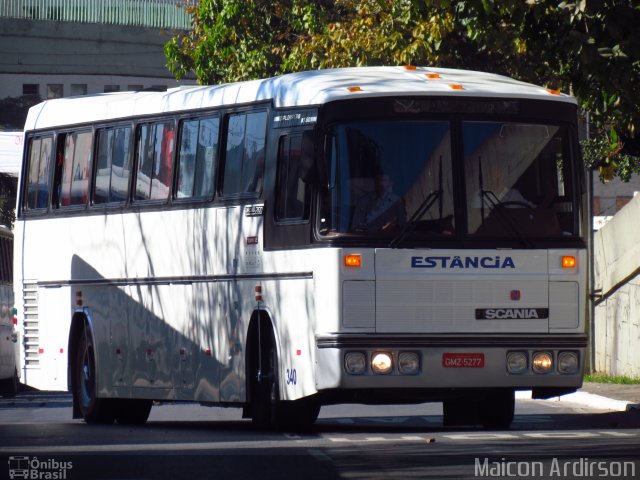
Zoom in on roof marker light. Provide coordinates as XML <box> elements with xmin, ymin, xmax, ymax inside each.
<box><xmin>347</xmin><ymin>86</ymin><xmax>362</xmax><ymax>92</ymax></box>
<box><xmin>425</xmin><ymin>73</ymin><xmax>441</xmax><ymax>79</ymax></box>
<box><xmin>449</xmin><ymin>84</ymin><xmax>464</xmax><ymax>90</ymax></box>
<box><xmin>562</xmin><ymin>256</ymin><xmax>577</xmax><ymax>269</ymax></box>
<box><xmin>546</xmin><ymin>88</ymin><xmax>562</xmax><ymax>95</ymax></box>
<box><xmin>403</xmin><ymin>65</ymin><xmax>417</xmax><ymax>70</ymax></box>
<box><xmin>344</xmin><ymin>254</ymin><xmax>362</xmax><ymax>268</ymax></box>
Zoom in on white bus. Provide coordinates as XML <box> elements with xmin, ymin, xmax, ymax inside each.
<box><xmin>0</xmin><ymin>225</ymin><xmax>18</xmax><ymax>396</ymax></box>
<box><xmin>14</xmin><ymin>67</ymin><xmax>588</xmax><ymax>428</ymax></box>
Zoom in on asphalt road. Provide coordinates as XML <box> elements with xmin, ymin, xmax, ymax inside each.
<box><xmin>0</xmin><ymin>392</ymin><xmax>638</xmax><ymax>480</ymax></box>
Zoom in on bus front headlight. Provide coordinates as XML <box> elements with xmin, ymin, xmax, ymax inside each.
<box><xmin>398</xmin><ymin>352</ymin><xmax>420</xmax><ymax>375</ymax></box>
<box><xmin>557</xmin><ymin>351</ymin><xmax>579</xmax><ymax>374</ymax></box>
<box><xmin>371</xmin><ymin>352</ymin><xmax>393</xmax><ymax>374</ymax></box>
<box><xmin>532</xmin><ymin>351</ymin><xmax>553</xmax><ymax>374</ymax></box>
<box><xmin>344</xmin><ymin>352</ymin><xmax>366</xmax><ymax>375</ymax></box>
<box><xmin>506</xmin><ymin>351</ymin><xmax>528</xmax><ymax>374</ymax></box>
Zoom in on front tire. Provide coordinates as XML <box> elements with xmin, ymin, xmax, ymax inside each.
<box><xmin>479</xmin><ymin>390</ymin><xmax>515</xmax><ymax>429</ymax></box>
<box><xmin>250</xmin><ymin>333</ymin><xmax>279</xmax><ymax>429</ymax></box>
<box><xmin>74</xmin><ymin>330</ymin><xmax>116</xmax><ymax>424</ymax></box>
<box><xmin>249</xmin><ymin>327</ymin><xmax>319</xmax><ymax>431</ymax></box>
<box><xmin>443</xmin><ymin>390</ymin><xmax>515</xmax><ymax>429</ymax></box>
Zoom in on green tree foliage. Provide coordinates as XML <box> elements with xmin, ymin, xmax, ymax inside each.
<box><xmin>165</xmin><ymin>0</ymin><xmax>640</xmax><ymax>181</ymax></box>
<box><xmin>0</xmin><ymin>173</ymin><xmax>17</xmax><ymax>228</ymax></box>
<box><xmin>0</xmin><ymin>95</ymin><xmax>41</xmax><ymax>130</ymax></box>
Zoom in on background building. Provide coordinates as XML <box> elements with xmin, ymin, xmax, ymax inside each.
<box><xmin>0</xmin><ymin>0</ymin><xmax>197</xmax><ymax>225</ymax></box>
<box><xmin>0</xmin><ymin>0</ymin><xmax>196</xmax><ymax>120</ymax></box>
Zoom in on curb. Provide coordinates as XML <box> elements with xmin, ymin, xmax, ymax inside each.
<box><xmin>516</xmin><ymin>390</ymin><xmax>637</xmax><ymax>412</ymax></box>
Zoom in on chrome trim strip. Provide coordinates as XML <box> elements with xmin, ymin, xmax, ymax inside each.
<box><xmin>38</xmin><ymin>271</ymin><xmax>313</xmax><ymax>288</ymax></box>
<box><xmin>316</xmin><ymin>334</ymin><xmax>588</xmax><ymax>349</ymax></box>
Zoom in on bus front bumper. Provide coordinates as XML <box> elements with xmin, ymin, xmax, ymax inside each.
<box><xmin>315</xmin><ymin>334</ymin><xmax>587</xmax><ymax>394</ymax></box>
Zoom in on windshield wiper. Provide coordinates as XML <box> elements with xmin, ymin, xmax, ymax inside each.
<box><xmin>389</xmin><ymin>190</ymin><xmax>442</xmax><ymax>248</ymax></box>
<box><xmin>390</xmin><ymin>155</ymin><xmax>446</xmax><ymax>248</ymax></box>
<box><xmin>477</xmin><ymin>156</ymin><xmax>532</xmax><ymax>248</ymax></box>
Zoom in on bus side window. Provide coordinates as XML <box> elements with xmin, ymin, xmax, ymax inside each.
<box><xmin>176</xmin><ymin>116</ymin><xmax>219</xmax><ymax>200</ymax></box>
<box><xmin>135</xmin><ymin>121</ymin><xmax>174</xmax><ymax>202</ymax></box>
<box><xmin>276</xmin><ymin>134</ymin><xmax>311</xmax><ymax>221</ymax></box>
<box><xmin>94</xmin><ymin>126</ymin><xmax>132</xmax><ymax>205</ymax></box>
<box><xmin>52</xmin><ymin>131</ymin><xmax>93</xmax><ymax>209</ymax></box>
<box><xmin>0</xmin><ymin>236</ymin><xmax>11</xmax><ymax>284</ymax></box>
<box><xmin>0</xmin><ymin>238</ymin><xmax>6</xmax><ymax>283</ymax></box>
<box><xmin>221</xmin><ymin>111</ymin><xmax>267</xmax><ymax>196</ymax></box>
<box><xmin>25</xmin><ymin>136</ymin><xmax>53</xmax><ymax>210</ymax></box>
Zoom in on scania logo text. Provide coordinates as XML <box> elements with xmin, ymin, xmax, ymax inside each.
<box><xmin>475</xmin><ymin>308</ymin><xmax>549</xmax><ymax>320</ymax></box>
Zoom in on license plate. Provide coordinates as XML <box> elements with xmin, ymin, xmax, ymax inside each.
<box><xmin>442</xmin><ymin>353</ymin><xmax>485</xmax><ymax>368</ymax></box>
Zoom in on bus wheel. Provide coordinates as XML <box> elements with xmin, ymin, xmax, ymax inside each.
<box><xmin>479</xmin><ymin>390</ymin><xmax>515</xmax><ymax>429</ymax></box>
<box><xmin>251</xmin><ymin>336</ymin><xmax>279</xmax><ymax>429</ymax></box>
<box><xmin>279</xmin><ymin>396</ymin><xmax>321</xmax><ymax>431</ymax></box>
<box><xmin>250</xmin><ymin>327</ymin><xmax>320</xmax><ymax>430</ymax></box>
<box><xmin>0</xmin><ymin>368</ymin><xmax>18</xmax><ymax>397</ymax></box>
<box><xmin>9</xmin><ymin>368</ymin><xmax>18</xmax><ymax>397</ymax></box>
<box><xmin>75</xmin><ymin>331</ymin><xmax>115</xmax><ymax>424</ymax></box>
<box><xmin>114</xmin><ymin>399</ymin><xmax>152</xmax><ymax>425</ymax></box>
<box><xmin>443</xmin><ymin>397</ymin><xmax>478</xmax><ymax>427</ymax></box>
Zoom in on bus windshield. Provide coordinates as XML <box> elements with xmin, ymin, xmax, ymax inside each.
<box><xmin>319</xmin><ymin>119</ymin><xmax>579</xmax><ymax>244</ymax></box>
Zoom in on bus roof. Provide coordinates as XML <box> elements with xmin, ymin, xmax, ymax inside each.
<box><xmin>24</xmin><ymin>66</ymin><xmax>576</xmax><ymax>131</ymax></box>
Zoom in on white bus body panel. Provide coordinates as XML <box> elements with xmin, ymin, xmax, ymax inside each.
<box><xmin>15</xmin><ymin>202</ymin><xmax>327</xmax><ymax>401</ymax></box>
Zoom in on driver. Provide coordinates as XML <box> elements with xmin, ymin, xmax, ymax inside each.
<box><xmin>352</xmin><ymin>172</ymin><xmax>406</xmax><ymax>232</ymax></box>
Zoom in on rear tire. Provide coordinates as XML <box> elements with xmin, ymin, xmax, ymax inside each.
<box><xmin>0</xmin><ymin>368</ymin><xmax>18</xmax><ymax>397</ymax></box>
<box><xmin>74</xmin><ymin>330</ymin><xmax>116</xmax><ymax>424</ymax></box>
<box><xmin>114</xmin><ymin>399</ymin><xmax>152</xmax><ymax>425</ymax></box>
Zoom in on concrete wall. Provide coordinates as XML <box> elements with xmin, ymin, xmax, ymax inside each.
<box><xmin>0</xmin><ymin>18</ymin><xmax>196</xmax><ymax>99</ymax></box>
<box><xmin>593</xmin><ymin>193</ymin><xmax>640</xmax><ymax>377</ymax></box>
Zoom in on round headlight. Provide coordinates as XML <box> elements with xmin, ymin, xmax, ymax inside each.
<box><xmin>557</xmin><ymin>351</ymin><xmax>579</xmax><ymax>374</ymax></box>
<box><xmin>398</xmin><ymin>352</ymin><xmax>420</xmax><ymax>375</ymax></box>
<box><xmin>506</xmin><ymin>351</ymin><xmax>528</xmax><ymax>374</ymax></box>
<box><xmin>532</xmin><ymin>351</ymin><xmax>553</xmax><ymax>374</ymax></box>
<box><xmin>345</xmin><ymin>352</ymin><xmax>366</xmax><ymax>375</ymax></box>
<box><xmin>371</xmin><ymin>352</ymin><xmax>393</xmax><ymax>374</ymax></box>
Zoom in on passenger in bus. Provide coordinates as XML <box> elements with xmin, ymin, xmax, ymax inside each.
<box><xmin>351</xmin><ymin>172</ymin><xmax>406</xmax><ymax>232</ymax></box>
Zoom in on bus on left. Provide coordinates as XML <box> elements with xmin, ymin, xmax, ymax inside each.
<box><xmin>0</xmin><ymin>225</ymin><xmax>18</xmax><ymax>396</ymax></box>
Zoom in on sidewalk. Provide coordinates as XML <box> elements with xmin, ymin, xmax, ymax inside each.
<box><xmin>578</xmin><ymin>382</ymin><xmax>640</xmax><ymax>409</ymax></box>
<box><xmin>516</xmin><ymin>382</ymin><xmax>640</xmax><ymax>412</ymax></box>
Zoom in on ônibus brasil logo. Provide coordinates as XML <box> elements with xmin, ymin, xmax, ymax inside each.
<box><xmin>8</xmin><ymin>456</ymin><xmax>73</xmax><ymax>480</ymax></box>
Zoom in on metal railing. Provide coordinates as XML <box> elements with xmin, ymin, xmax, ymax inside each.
<box><xmin>0</xmin><ymin>0</ymin><xmax>193</xmax><ymax>30</ymax></box>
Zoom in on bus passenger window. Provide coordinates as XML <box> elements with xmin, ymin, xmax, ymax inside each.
<box><xmin>221</xmin><ymin>111</ymin><xmax>266</xmax><ymax>196</ymax></box>
<box><xmin>94</xmin><ymin>126</ymin><xmax>132</xmax><ymax>205</ymax></box>
<box><xmin>276</xmin><ymin>134</ymin><xmax>311</xmax><ymax>221</ymax></box>
<box><xmin>135</xmin><ymin>122</ymin><xmax>174</xmax><ymax>202</ymax></box>
<box><xmin>52</xmin><ymin>131</ymin><xmax>92</xmax><ymax>209</ymax></box>
<box><xmin>177</xmin><ymin>117</ymin><xmax>218</xmax><ymax>199</ymax></box>
<box><xmin>25</xmin><ymin>136</ymin><xmax>53</xmax><ymax>210</ymax></box>
<box><xmin>65</xmin><ymin>132</ymin><xmax>92</xmax><ymax>207</ymax></box>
